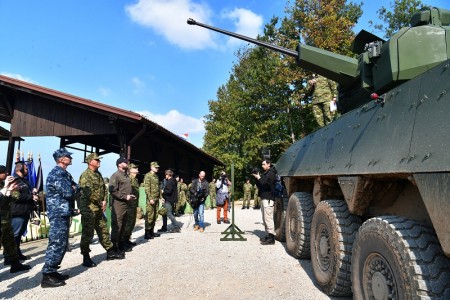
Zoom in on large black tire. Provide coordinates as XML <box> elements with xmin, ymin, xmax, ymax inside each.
<box><xmin>274</xmin><ymin>196</ymin><xmax>288</xmax><ymax>242</ymax></box>
<box><xmin>310</xmin><ymin>200</ymin><xmax>362</xmax><ymax>296</ymax></box>
<box><xmin>285</xmin><ymin>192</ymin><xmax>314</xmax><ymax>258</ymax></box>
<box><xmin>352</xmin><ymin>216</ymin><xmax>450</xmax><ymax>300</ymax></box>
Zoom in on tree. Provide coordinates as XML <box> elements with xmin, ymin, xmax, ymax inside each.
<box><xmin>203</xmin><ymin>0</ymin><xmax>363</xmax><ymax>190</ymax></box>
<box><xmin>370</xmin><ymin>0</ymin><xmax>424</xmax><ymax>38</ymax></box>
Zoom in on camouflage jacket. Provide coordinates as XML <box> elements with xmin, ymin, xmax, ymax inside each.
<box><xmin>130</xmin><ymin>176</ymin><xmax>139</xmax><ymax>198</ymax></box>
<box><xmin>209</xmin><ymin>181</ymin><xmax>216</xmax><ymax>195</ymax></box>
<box><xmin>179</xmin><ymin>182</ymin><xmax>188</xmax><ymax>202</ymax></box>
<box><xmin>143</xmin><ymin>172</ymin><xmax>160</xmax><ymax>200</ymax></box>
<box><xmin>243</xmin><ymin>182</ymin><xmax>253</xmax><ymax>194</ymax></box>
<box><xmin>0</xmin><ymin>180</ymin><xmax>12</xmax><ymax>223</ymax></box>
<box><xmin>79</xmin><ymin>168</ymin><xmax>106</xmax><ymax>212</ymax></box>
<box><xmin>46</xmin><ymin>165</ymin><xmax>79</xmax><ymax>219</ymax></box>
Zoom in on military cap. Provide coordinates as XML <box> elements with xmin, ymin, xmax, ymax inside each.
<box><xmin>53</xmin><ymin>148</ymin><xmax>73</xmax><ymax>160</ymax></box>
<box><xmin>0</xmin><ymin>165</ymin><xmax>7</xmax><ymax>174</ymax></box>
<box><xmin>85</xmin><ymin>153</ymin><xmax>102</xmax><ymax>163</ymax></box>
<box><xmin>150</xmin><ymin>161</ymin><xmax>160</xmax><ymax>168</ymax></box>
<box><xmin>129</xmin><ymin>163</ymin><xmax>139</xmax><ymax>169</ymax></box>
<box><xmin>116</xmin><ymin>157</ymin><xmax>128</xmax><ymax>165</ymax></box>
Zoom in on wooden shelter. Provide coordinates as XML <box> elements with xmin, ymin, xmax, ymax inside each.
<box><xmin>0</xmin><ymin>75</ymin><xmax>222</xmax><ymax>179</ymax></box>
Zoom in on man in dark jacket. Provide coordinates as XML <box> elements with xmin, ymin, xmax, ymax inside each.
<box><xmin>161</xmin><ymin>169</ymin><xmax>181</xmax><ymax>233</ymax></box>
<box><xmin>252</xmin><ymin>159</ymin><xmax>276</xmax><ymax>245</ymax></box>
<box><xmin>189</xmin><ymin>171</ymin><xmax>209</xmax><ymax>232</ymax></box>
<box><xmin>10</xmin><ymin>161</ymin><xmax>37</xmax><ymax>259</ymax></box>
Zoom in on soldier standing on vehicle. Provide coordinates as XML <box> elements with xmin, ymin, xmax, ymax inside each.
<box><xmin>79</xmin><ymin>153</ymin><xmax>124</xmax><ymax>268</ymax></box>
<box><xmin>242</xmin><ymin>178</ymin><xmax>253</xmax><ymax>209</ymax></box>
<box><xmin>143</xmin><ymin>161</ymin><xmax>161</xmax><ymax>238</ymax></box>
<box><xmin>123</xmin><ymin>163</ymin><xmax>139</xmax><ymax>247</ymax></box>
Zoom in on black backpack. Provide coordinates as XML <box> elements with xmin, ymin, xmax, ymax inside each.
<box><xmin>271</xmin><ymin>174</ymin><xmax>283</xmax><ymax>198</ymax></box>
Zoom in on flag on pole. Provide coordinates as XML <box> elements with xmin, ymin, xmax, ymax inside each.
<box><xmin>180</xmin><ymin>133</ymin><xmax>189</xmax><ymax>141</ymax></box>
<box><xmin>27</xmin><ymin>157</ymin><xmax>37</xmax><ymax>188</ymax></box>
<box><xmin>35</xmin><ymin>155</ymin><xmax>43</xmax><ymax>192</ymax></box>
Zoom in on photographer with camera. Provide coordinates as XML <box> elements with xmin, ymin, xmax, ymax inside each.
<box><xmin>41</xmin><ymin>148</ymin><xmax>80</xmax><ymax>288</ymax></box>
<box><xmin>215</xmin><ymin>171</ymin><xmax>231</xmax><ymax>224</ymax></box>
<box><xmin>189</xmin><ymin>171</ymin><xmax>209</xmax><ymax>232</ymax></box>
<box><xmin>252</xmin><ymin>159</ymin><xmax>276</xmax><ymax>245</ymax></box>
<box><xmin>0</xmin><ymin>165</ymin><xmax>32</xmax><ymax>274</ymax></box>
<box><xmin>8</xmin><ymin>161</ymin><xmax>38</xmax><ymax>262</ymax></box>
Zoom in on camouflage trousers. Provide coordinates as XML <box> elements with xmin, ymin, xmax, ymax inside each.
<box><xmin>1</xmin><ymin>220</ymin><xmax>19</xmax><ymax>260</ymax></box>
<box><xmin>253</xmin><ymin>193</ymin><xmax>260</xmax><ymax>207</ymax></box>
<box><xmin>42</xmin><ymin>216</ymin><xmax>70</xmax><ymax>274</ymax></box>
<box><xmin>175</xmin><ymin>196</ymin><xmax>186</xmax><ymax>214</ymax></box>
<box><xmin>243</xmin><ymin>192</ymin><xmax>251</xmax><ymax>207</ymax></box>
<box><xmin>145</xmin><ymin>200</ymin><xmax>158</xmax><ymax>230</ymax></box>
<box><xmin>123</xmin><ymin>199</ymin><xmax>138</xmax><ymax>240</ymax></box>
<box><xmin>80</xmin><ymin>210</ymin><xmax>113</xmax><ymax>255</ymax></box>
<box><xmin>209</xmin><ymin>194</ymin><xmax>216</xmax><ymax>209</ymax></box>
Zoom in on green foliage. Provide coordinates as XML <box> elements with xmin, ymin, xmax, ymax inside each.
<box><xmin>370</xmin><ymin>0</ymin><xmax>424</xmax><ymax>38</ymax></box>
<box><xmin>203</xmin><ymin>0</ymin><xmax>363</xmax><ymax>188</ymax></box>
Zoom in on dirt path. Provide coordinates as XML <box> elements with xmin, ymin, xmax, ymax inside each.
<box><xmin>0</xmin><ymin>205</ymin><xmax>349</xmax><ymax>300</ymax></box>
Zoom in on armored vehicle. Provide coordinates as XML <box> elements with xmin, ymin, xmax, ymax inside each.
<box><xmin>189</xmin><ymin>6</ymin><xmax>450</xmax><ymax>299</ymax></box>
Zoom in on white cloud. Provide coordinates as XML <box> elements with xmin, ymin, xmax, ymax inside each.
<box><xmin>125</xmin><ymin>1</ymin><xmax>263</xmax><ymax>51</ymax></box>
<box><xmin>131</xmin><ymin>77</ymin><xmax>146</xmax><ymax>94</ymax></box>
<box><xmin>0</xmin><ymin>73</ymin><xmax>35</xmax><ymax>84</ymax></box>
<box><xmin>137</xmin><ymin>109</ymin><xmax>204</xmax><ymax>135</ymax></box>
<box><xmin>125</xmin><ymin>0</ymin><xmax>215</xmax><ymax>49</ymax></box>
<box><xmin>222</xmin><ymin>8</ymin><xmax>263</xmax><ymax>47</ymax></box>
<box><xmin>98</xmin><ymin>87</ymin><xmax>111</xmax><ymax>97</ymax></box>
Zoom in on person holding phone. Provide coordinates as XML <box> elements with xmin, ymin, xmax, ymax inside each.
<box><xmin>109</xmin><ymin>157</ymin><xmax>135</xmax><ymax>253</ymax></box>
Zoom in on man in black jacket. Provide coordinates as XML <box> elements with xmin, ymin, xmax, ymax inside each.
<box><xmin>161</xmin><ymin>169</ymin><xmax>181</xmax><ymax>233</ymax></box>
<box><xmin>252</xmin><ymin>159</ymin><xmax>276</xmax><ymax>245</ymax></box>
<box><xmin>10</xmin><ymin>161</ymin><xmax>37</xmax><ymax>259</ymax></box>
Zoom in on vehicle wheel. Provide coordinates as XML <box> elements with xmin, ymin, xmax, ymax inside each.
<box><xmin>274</xmin><ymin>196</ymin><xmax>288</xmax><ymax>242</ymax></box>
<box><xmin>285</xmin><ymin>192</ymin><xmax>314</xmax><ymax>258</ymax></box>
<box><xmin>310</xmin><ymin>200</ymin><xmax>361</xmax><ymax>296</ymax></box>
<box><xmin>352</xmin><ymin>216</ymin><xmax>450</xmax><ymax>300</ymax></box>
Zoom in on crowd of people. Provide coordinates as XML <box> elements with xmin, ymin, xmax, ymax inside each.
<box><xmin>0</xmin><ymin>147</ymin><xmax>281</xmax><ymax>288</ymax></box>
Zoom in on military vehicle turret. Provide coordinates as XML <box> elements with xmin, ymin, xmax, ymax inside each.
<box><xmin>188</xmin><ymin>6</ymin><xmax>450</xmax><ymax>299</ymax></box>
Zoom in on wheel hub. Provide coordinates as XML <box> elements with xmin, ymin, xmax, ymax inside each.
<box><xmin>316</xmin><ymin>225</ymin><xmax>330</xmax><ymax>271</ymax></box>
<box><xmin>364</xmin><ymin>255</ymin><xmax>396</xmax><ymax>300</ymax></box>
<box><xmin>289</xmin><ymin>216</ymin><xmax>297</xmax><ymax>242</ymax></box>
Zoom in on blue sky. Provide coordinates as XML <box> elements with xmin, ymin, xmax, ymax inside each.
<box><xmin>0</xmin><ymin>0</ymin><xmax>446</xmax><ymax>180</ymax></box>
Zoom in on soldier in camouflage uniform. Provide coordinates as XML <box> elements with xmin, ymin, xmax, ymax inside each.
<box><xmin>143</xmin><ymin>161</ymin><xmax>161</xmax><ymax>239</ymax></box>
<box><xmin>175</xmin><ymin>176</ymin><xmax>187</xmax><ymax>215</ymax></box>
<box><xmin>242</xmin><ymin>179</ymin><xmax>253</xmax><ymax>209</ymax></box>
<box><xmin>253</xmin><ymin>184</ymin><xmax>260</xmax><ymax>209</ymax></box>
<box><xmin>0</xmin><ymin>165</ymin><xmax>31</xmax><ymax>273</ymax></box>
<box><xmin>123</xmin><ymin>163</ymin><xmax>139</xmax><ymax>246</ymax></box>
<box><xmin>79</xmin><ymin>153</ymin><xmax>123</xmax><ymax>268</ymax></box>
<box><xmin>308</xmin><ymin>75</ymin><xmax>337</xmax><ymax>127</ymax></box>
<box><xmin>41</xmin><ymin>148</ymin><xmax>79</xmax><ymax>288</ymax></box>
<box><xmin>208</xmin><ymin>179</ymin><xmax>216</xmax><ymax>209</ymax></box>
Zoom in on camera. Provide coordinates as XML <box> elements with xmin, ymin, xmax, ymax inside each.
<box><xmin>251</xmin><ymin>167</ymin><xmax>260</xmax><ymax>175</ymax></box>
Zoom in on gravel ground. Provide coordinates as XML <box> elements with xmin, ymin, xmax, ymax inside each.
<box><xmin>0</xmin><ymin>204</ymin><xmax>349</xmax><ymax>300</ymax></box>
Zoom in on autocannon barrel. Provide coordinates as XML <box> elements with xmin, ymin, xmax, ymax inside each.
<box><xmin>187</xmin><ymin>18</ymin><xmax>358</xmax><ymax>86</ymax></box>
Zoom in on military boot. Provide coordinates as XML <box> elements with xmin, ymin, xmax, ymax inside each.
<box><xmin>41</xmin><ymin>273</ymin><xmax>66</xmax><ymax>288</ymax></box>
<box><xmin>49</xmin><ymin>271</ymin><xmax>69</xmax><ymax>281</ymax></box>
<box><xmin>144</xmin><ymin>229</ymin><xmax>153</xmax><ymax>239</ymax></box>
<box><xmin>151</xmin><ymin>228</ymin><xmax>160</xmax><ymax>237</ymax></box>
<box><xmin>82</xmin><ymin>254</ymin><xmax>97</xmax><ymax>268</ymax></box>
<box><xmin>107</xmin><ymin>248</ymin><xmax>125</xmax><ymax>260</ymax></box>
<box><xmin>260</xmin><ymin>234</ymin><xmax>275</xmax><ymax>245</ymax></box>
<box><xmin>10</xmin><ymin>260</ymin><xmax>31</xmax><ymax>273</ymax></box>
